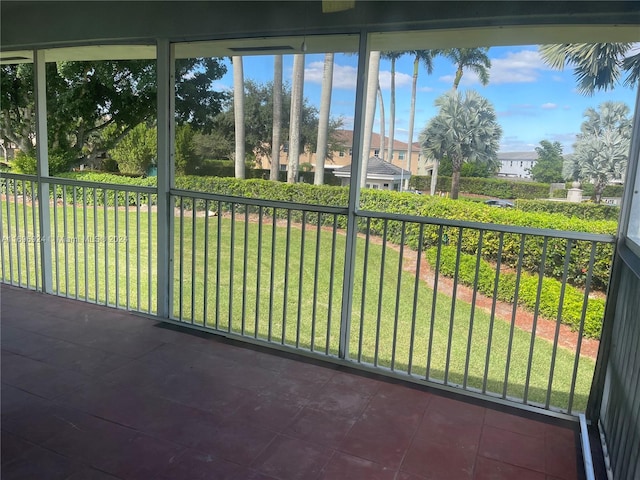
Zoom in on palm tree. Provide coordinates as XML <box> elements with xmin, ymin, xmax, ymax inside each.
<box><xmin>421</xmin><ymin>90</ymin><xmax>502</xmax><ymax>199</ymax></box>
<box><xmin>539</xmin><ymin>43</ymin><xmax>640</xmax><ymax>95</ymax></box>
<box><xmin>382</xmin><ymin>51</ymin><xmax>406</xmax><ymax>161</ymax></box>
<box><xmin>314</xmin><ymin>52</ymin><xmax>334</xmax><ymax>185</ymax></box>
<box><xmin>377</xmin><ymin>83</ymin><xmax>385</xmax><ymax>160</ymax></box>
<box><xmin>270</xmin><ymin>54</ymin><xmax>283</xmax><ymax>181</ymax></box>
<box><xmin>232</xmin><ymin>56</ymin><xmax>245</xmax><ymax>179</ymax></box>
<box><xmin>288</xmin><ymin>54</ymin><xmax>305</xmax><ymax>183</ymax></box>
<box><xmin>443</xmin><ymin>47</ymin><xmax>491</xmax><ymax>90</ymax></box>
<box><xmin>406</xmin><ymin>50</ymin><xmax>437</xmax><ymax>176</ymax></box>
<box><xmin>361</xmin><ymin>51</ymin><xmax>381</xmax><ymax>188</ymax></box>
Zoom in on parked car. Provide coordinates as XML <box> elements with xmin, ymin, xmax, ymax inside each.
<box><xmin>485</xmin><ymin>199</ymin><xmax>514</xmax><ymax>208</ymax></box>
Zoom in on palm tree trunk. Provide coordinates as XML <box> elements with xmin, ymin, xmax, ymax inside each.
<box><xmin>451</xmin><ymin>166</ymin><xmax>461</xmax><ymax>199</ymax></box>
<box><xmin>387</xmin><ymin>56</ymin><xmax>396</xmax><ymax>161</ymax></box>
<box><xmin>406</xmin><ymin>55</ymin><xmax>419</xmax><ymax>174</ymax></box>
<box><xmin>270</xmin><ymin>55</ymin><xmax>283</xmax><ymax>181</ymax></box>
<box><xmin>361</xmin><ymin>51</ymin><xmax>380</xmax><ymax>189</ymax></box>
<box><xmin>288</xmin><ymin>54</ymin><xmax>304</xmax><ymax>184</ymax></box>
<box><xmin>453</xmin><ymin>66</ymin><xmax>463</xmax><ymax>90</ymax></box>
<box><xmin>377</xmin><ymin>83</ymin><xmax>385</xmax><ymax>160</ymax></box>
<box><xmin>314</xmin><ymin>52</ymin><xmax>334</xmax><ymax>185</ymax></box>
<box><xmin>430</xmin><ymin>159</ymin><xmax>439</xmax><ymax>196</ymax></box>
<box><xmin>232</xmin><ymin>56</ymin><xmax>245</xmax><ymax>179</ymax></box>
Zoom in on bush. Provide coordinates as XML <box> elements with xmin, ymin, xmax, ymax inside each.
<box><xmin>409</xmin><ymin>175</ymin><xmax>550</xmax><ymax>199</ymax></box>
<box><xmin>516</xmin><ymin>199</ymin><xmax>620</xmax><ymax>222</ymax></box>
<box><xmin>12</xmin><ymin>149</ymin><xmax>74</xmax><ymax>175</ymax></box>
<box><xmin>425</xmin><ymin>246</ymin><xmax>604</xmax><ymax>338</ymax></box>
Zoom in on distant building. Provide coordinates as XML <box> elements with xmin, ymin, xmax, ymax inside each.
<box><xmin>333</xmin><ymin>156</ymin><xmax>411</xmax><ymax>191</ymax></box>
<box><xmin>497</xmin><ymin>151</ymin><xmax>538</xmax><ymax>179</ymax></box>
<box><xmin>255</xmin><ymin>129</ymin><xmax>423</xmax><ymax>176</ymax></box>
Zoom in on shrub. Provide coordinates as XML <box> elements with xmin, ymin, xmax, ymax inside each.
<box><xmin>425</xmin><ymin>246</ymin><xmax>604</xmax><ymax>338</ymax></box>
<box><xmin>409</xmin><ymin>175</ymin><xmax>550</xmax><ymax>199</ymax></box>
<box><xmin>516</xmin><ymin>199</ymin><xmax>620</xmax><ymax>222</ymax></box>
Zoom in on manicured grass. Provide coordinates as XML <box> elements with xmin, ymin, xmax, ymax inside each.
<box><xmin>1</xmin><ymin>198</ymin><xmax>595</xmax><ymax>412</ymax></box>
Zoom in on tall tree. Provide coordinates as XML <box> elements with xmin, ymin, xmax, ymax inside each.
<box><xmin>232</xmin><ymin>56</ymin><xmax>246</xmax><ymax>179</ymax></box>
<box><xmin>566</xmin><ymin>101</ymin><xmax>632</xmax><ymax>202</ymax></box>
<box><xmin>530</xmin><ymin>140</ymin><xmax>564</xmax><ymax>183</ymax></box>
<box><xmin>361</xmin><ymin>51</ymin><xmax>381</xmax><ymax>188</ymax></box>
<box><xmin>442</xmin><ymin>47</ymin><xmax>491</xmax><ymax>90</ymax></box>
<box><xmin>288</xmin><ymin>54</ymin><xmax>305</xmax><ymax>183</ymax></box>
<box><xmin>421</xmin><ymin>90</ymin><xmax>502</xmax><ymax>199</ymax></box>
<box><xmin>270</xmin><ymin>55</ymin><xmax>283</xmax><ymax>181</ymax></box>
<box><xmin>0</xmin><ymin>59</ymin><xmax>227</xmax><ymax>166</ymax></box>
<box><xmin>539</xmin><ymin>43</ymin><xmax>640</xmax><ymax>95</ymax></box>
<box><xmin>406</xmin><ymin>50</ymin><xmax>437</xmax><ymax>176</ymax></box>
<box><xmin>377</xmin><ymin>83</ymin><xmax>385</xmax><ymax>160</ymax></box>
<box><xmin>314</xmin><ymin>52</ymin><xmax>334</xmax><ymax>185</ymax></box>
<box><xmin>382</xmin><ymin>51</ymin><xmax>406</xmax><ymax>161</ymax></box>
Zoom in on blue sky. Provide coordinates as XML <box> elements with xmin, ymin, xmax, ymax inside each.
<box><xmin>214</xmin><ymin>45</ymin><xmax>637</xmax><ymax>153</ymax></box>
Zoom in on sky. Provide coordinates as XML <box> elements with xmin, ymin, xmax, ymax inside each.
<box><xmin>213</xmin><ymin>45</ymin><xmax>638</xmax><ymax>154</ymax></box>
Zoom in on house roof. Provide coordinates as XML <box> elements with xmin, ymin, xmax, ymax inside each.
<box><xmin>497</xmin><ymin>151</ymin><xmax>538</xmax><ymax>161</ymax></box>
<box><xmin>333</xmin><ymin>156</ymin><xmax>412</xmax><ymax>178</ymax></box>
<box><xmin>335</xmin><ymin>130</ymin><xmax>421</xmax><ymax>152</ymax></box>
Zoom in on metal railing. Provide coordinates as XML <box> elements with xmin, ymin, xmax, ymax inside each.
<box><xmin>1</xmin><ymin>173</ymin><xmax>615</xmax><ymax>416</ymax></box>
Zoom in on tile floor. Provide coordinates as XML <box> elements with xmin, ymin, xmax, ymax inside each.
<box><xmin>1</xmin><ymin>285</ymin><xmax>584</xmax><ymax>479</ymax></box>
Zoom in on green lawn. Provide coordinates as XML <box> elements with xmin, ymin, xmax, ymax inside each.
<box><xmin>1</xmin><ymin>198</ymin><xmax>595</xmax><ymax>413</ymax></box>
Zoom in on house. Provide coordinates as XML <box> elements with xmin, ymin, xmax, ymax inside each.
<box><xmin>333</xmin><ymin>156</ymin><xmax>412</xmax><ymax>190</ymax></box>
<box><xmin>497</xmin><ymin>151</ymin><xmax>538</xmax><ymax>179</ymax></box>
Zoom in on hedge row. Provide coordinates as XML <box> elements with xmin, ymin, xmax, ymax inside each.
<box><xmin>516</xmin><ymin>199</ymin><xmax>620</xmax><ymax>222</ymax></box>
<box><xmin>4</xmin><ymin>173</ymin><xmax>615</xmax><ymax>291</ymax></box>
<box><xmin>408</xmin><ymin>175</ymin><xmax>550</xmax><ymax>199</ymax></box>
<box><xmin>425</xmin><ymin>246</ymin><xmax>604</xmax><ymax>339</ymax></box>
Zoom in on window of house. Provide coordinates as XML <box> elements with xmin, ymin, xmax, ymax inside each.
<box><xmin>398</xmin><ymin>151</ymin><xmax>405</xmax><ymax>160</ymax></box>
<box><xmin>349</xmin><ymin>148</ymin><xmax>353</xmax><ymax>157</ymax></box>
<box><xmin>374</xmin><ymin>149</ymin><xmax>379</xmax><ymax>157</ymax></box>
<box><xmin>339</xmin><ymin>150</ymin><xmax>345</xmax><ymax>157</ymax></box>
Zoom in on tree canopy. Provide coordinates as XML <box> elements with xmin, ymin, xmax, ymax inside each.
<box><xmin>565</xmin><ymin>101</ymin><xmax>632</xmax><ymax>202</ymax></box>
<box><xmin>420</xmin><ymin>90</ymin><xmax>501</xmax><ymax>199</ymax></box>
<box><xmin>530</xmin><ymin>140</ymin><xmax>565</xmax><ymax>183</ymax></box>
<box><xmin>0</xmin><ymin>58</ymin><xmax>227</xmax><ymax>168</ymax></box>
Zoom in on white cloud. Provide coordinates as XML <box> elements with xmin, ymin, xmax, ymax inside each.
<box><xmin>378</xmin><ymin>70</ymin><xmax>412</xmax><ymax>90</ymax></box>
<box><xmin>418</xmin><ymin>85</ymin><xmax>434</xmax><ymax>92</ymax></box>
<box><xmin>211</xmin><ymin>81</ymin><xmax>232</xmax><ymax>92</ymax></box>
<box><xmin>488</xmin><ymin>49</ymin><xmax>552</xmax><ymax>84</ymax></box>
<box><xmin>305</xmin><ymin>61</ymin><xmax>358</xmax><ymax>89</ymax></box>
<box><xmin>541</xmin><ymin>103</ymin><xmax>557</xmax><ymax>110</ymax></box>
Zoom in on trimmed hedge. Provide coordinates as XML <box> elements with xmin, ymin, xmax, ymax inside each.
<box><xmin>425</xmin><ymin>246</ymin><xmax>604</xmax><ymax>339</ymax></box>
<box><xmin>516</xmin><ymin>199</ymin><xmax>620</xmax><ymax>222</ymax></box>
<box><xmin>36</xmin><ymin>173</ymin><xmax>616</xmax><ymax>291</ymax></box>
<box><xmin>409</xmin><ymin>175</ymin><xmax>550</xmax><ymax>199</ymax></box>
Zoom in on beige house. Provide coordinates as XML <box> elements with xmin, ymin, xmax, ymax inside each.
<box><xmin>255</xmin><ymin>129</ymin><xmax>423</xmax><ymax>175</ymax></box>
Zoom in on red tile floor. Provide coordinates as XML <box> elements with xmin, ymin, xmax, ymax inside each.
<box><xmin>1</xmin><ymin>285</ymin><xmax>584</xmax><ymax>479</ymax></box>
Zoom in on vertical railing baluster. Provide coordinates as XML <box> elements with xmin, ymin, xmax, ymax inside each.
<box><xmin>358</xmin><ymin>218</ymin><xmax>372</xmax><ymax>363</ymax></box>
<box><xmin>0</xmin><ymin>179</ymin><xmax>7</xmax><ymax>282</ymax></box>
<box><xmin>228</xmin><ymin>203</ymin><xmax>236</xmax><ymax>332</ymax></box>
<box><xmin>136</xmin><ymin>192</ymin><xmax>141</xmax><ymax>311</ymax></box>
<box><xmin>523</xmin><ymin>237</ymin><xmax>549</xmax><ymax>404</ymax></box>
<box><xmin>215</xmin><ymin>200</ymin><xmax>222</xmax><ymax>330</ymax></box>
<box><xmin>408</xmin><ymin>223</ymin><xmax>425</xmax><ymax>375</ymax></box>
<box><xmin>282</xmin><ymin>209</ymin><xmax>292</xmax><ymax>345</ymax></box>
<box><xmin>125</xmin><ymin>190</ymin><xmax>131</xmax><ymax>310</ymax></box>
<box><xmin>374</xmin><ymin>219</ymin><xmax>388</xmax><ymax>367</ymax></box>
<box><xmin>254</xmin><ymin>206</ymin><xmax>263</xmax><ymax>338</ymax></box>
<box><xmin>391</xmin><ymin>221</ymin><xmax>406</xmax><ymax>371</ymax></box>
<box><xmin>53</xmin><ymin>186</ymin><xmax>60</xmax><ymax>294</ymax></box>
<box><xmin>179</xmin><ymin>196</ymin><xmax>185</xmax><ymax>321</ymax></box>
<box><xmin>567</xmin><ymin>241</ymin><xmax>597</xmax><ymax>414</ymax></box>
<box><xmin>463</xmin><ymin>230</ymin><xmax>484</xmax><ymax>389</ymax></box>
<box><xmin>31</xmin><ymin>181</ymin><xmax>40</xmax><ymax>291</ymax></box>
<box><xmin>203</xmin><ymin>199</ymin><xmax>210</xmax><ymax>326</ymax></box>
<box><xmin>326</xmin><ymin>214</ymin><xmax>338</xmax><ymax>355</ymax></box>
<box><xmin>62</xmin><ymin>187</ymin><xmax>70</xmax><ymax>296</ymax></box>
<box><xmin>483</xmin><ymin>232</ymin><xmax>504</xmax><ymax>394</ymax></box>
<box><xmin>22</xmin><ymin>182</ymin><xmax>30</xmax><ymax>289</ymax></box>
<box><xmin>93</xmin><ymin>188</ymin><xmax>99</xmax><ymax>304</ymax></box>
<box><xmin>114</xmin><ymin>189</ymin><xmax>120</xmax><ymax>307</ymax></box>
<box><xmin>426</xmin><ymin>224</ymin><xmax>444</xmax><ymax>380</ymax></box>
<box><xmin>4</xmin><ymin>179</ymin><xmax>13</xmax><ymax>284</ymax></box>
<box><xmin>311</xmin><ymin>213</ymin><xmax>322</xmax><ymax>351</ymax></box>
<box><xmin>14</xmin><ymin>179</ymin><xmax>22</xmax><ymax>285</ymax></box>
<box><xmin>268</xmin><ymin>207</ymin><xmax>277</xmax><ymax>342</ymax></box>
<box><xmin>296</xmin><ymin>211</ymin><xmax>306</xmax><ymax>348</ymax></box>
<box><xmin>241</xmin><ymin>205</ymin><xmax>249</xmax><ymax>335</ymax></box>
<box><xmin>191</xmin><ymin>198</ymin><xmax>197</xmax><ymax>324</ymax></box>
<box><xmin>72</xmin><ymin>188</ymin><xmax>79</xmax><ymax>299</ymax></box>
<box><xmin>103</xmin><ymin>189</ymin><xmax>109</xmax><ymax>305</ymax></box>
<box><xmin>147</xmin><ymin>194</ymin><xmax>152</xmax><ymax>313</ymax></box>
<box><xmin>83</xmin><ymin>188</ymin><xmax>89</xmax><ymax>302</ymax></box>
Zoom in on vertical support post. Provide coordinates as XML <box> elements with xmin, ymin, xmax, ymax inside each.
<box><xmin>34</xmin><ymin>50</ymin><xmax>53</xmax><ymax>294</ymax></box>
<box><xmin>156</xmin><ymin>39</ymin><xmax>175</xmax><ymax>318</ymax></box>
<box><xmin>338</xmin><ymin>32</ymin><xmax>369</xmax><ymax>359</ymax></box>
